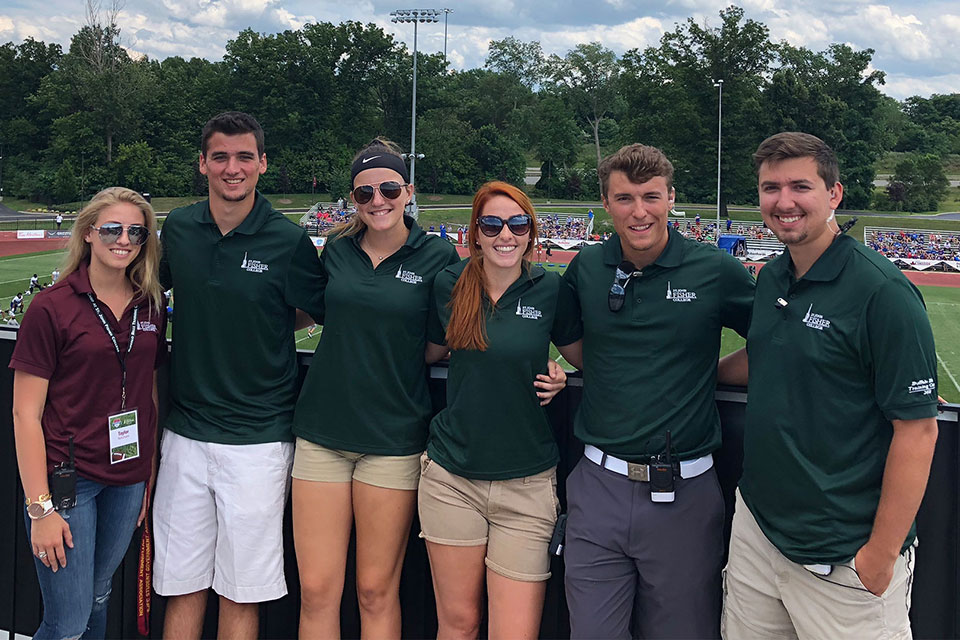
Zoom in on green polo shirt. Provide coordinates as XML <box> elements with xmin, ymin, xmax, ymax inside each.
<box><xmin>563</xmin><ymin>227</ymin><xmax>755</xmax><ymax>460</ymax></box>
<box><xmin>292</xmin><ymin>217</ymin><xmax>460</xmax><ymax>455</ymax></box>
<box><xmin>426</xmin><ymin>261</ymin><xmax>581</xmax><ymax>480</ymax></box>
<box><xmin>159</xmin><ymin>192</ymin><xmax>325</xmax><ymax>444</ymax></box>
<box><xmin>740</xmin><ymin>234</ymin><xmax>938</xmax><ymax>564</ymax></box>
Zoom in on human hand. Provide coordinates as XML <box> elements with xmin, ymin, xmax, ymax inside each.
<box><xmin>854</xmin><ymin>542</ymin><xmax>896</xmax><ymax>596</ymax></box>
<box><xmin>32</xmin><ymin>512</ymin><xmax>73</xmax><ymax>572</ymax></box>
<box><xmin>536</xmin><ymin>360</ymin><xmax>567</xmax><ymax>406</ymax></box>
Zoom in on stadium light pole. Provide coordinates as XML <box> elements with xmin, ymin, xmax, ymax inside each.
<box><xmin>391</xmin><ymin>8</ymin><xmax>441</xmax><ymax>219</ymax></box>
<box><xmin>442</xmin><ymin>8</ymin><xmax>452</xmax><ymax>67</ymax></box>
<box><xmin>713</xmin><ymin>79</ymin><xmax>723</xmax><ymax>245</ymax></box>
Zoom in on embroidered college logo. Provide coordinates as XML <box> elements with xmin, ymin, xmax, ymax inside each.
<box><xmin>802</xmin><ymin>303</ymin><xmax>831</xmax><ymax>330</ymax></box>
<box><xmin>665</xmin><ymin>281</ymin><xmax>697</xmax><ymax>303</ymax></box>
<box><xmin>908</xmin><ymin>378</ymin><xmax>936</xmax><ymax>395</ymax></box>
<box><xmin>515</xmin><ymin>297</ymin><xmax>543</xmax><ymax>320</ymax></box>
<box><xmin>240</xmin><ymin>251</ymin><xmax>269</xmax><ymax>273</ymax></box>
<box><xmin>137</xmin><ymin>321</ymin><xmax>158</xmax><ymax>333</ymax></box>
<box><xmin>394</xmin><ymin>264</ymin><xmax>423</xmax><ymax>285</ymax></box>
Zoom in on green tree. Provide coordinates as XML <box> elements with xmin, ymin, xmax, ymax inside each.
<box><xmin>52</xmin><ymin>159</ymin><xmax>79</xmax><ymax>203</ymax></box>
<box><xmin>484</xmin><ymin>37</ymin><xmax>545</xmax><ymax>89</ymax></box>
<box><xmin>113</xmin><ymin>141</ymin><xmax>157</xmax><ymax>193</ymax></box>
<box><xmin>892</xmin><ymin>153</ymin><xmax>949</xmax><ymax>212</ymax></box>
<box><xmin>546</xmin><ymin>43</ymin><xmax>621</xmax><ymax>195</ymax></box>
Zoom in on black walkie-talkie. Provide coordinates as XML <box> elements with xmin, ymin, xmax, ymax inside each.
<box><xmin>650</xmin><ymin>430</ymin><xmax>676</xmax><ymax>503</ymax></box>
<box><xmin>50</xmin><ymin>436</ymin><xmax>77</xmax><ymax>510</ymax></box>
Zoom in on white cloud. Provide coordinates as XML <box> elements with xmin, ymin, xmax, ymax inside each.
<box><xmin>884</xmin><ymin>73</ymin><xmax>960</xmax><ymax>100</ymax></box>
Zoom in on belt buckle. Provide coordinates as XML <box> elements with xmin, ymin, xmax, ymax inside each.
<box><xmin>627</xmin><ymin>462</ymin><xmax>649</xmax><ymax>482</ymax></box>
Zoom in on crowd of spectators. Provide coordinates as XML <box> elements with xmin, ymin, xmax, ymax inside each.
<box><xmin>869</xmin><ymin>229</ymin><xmax>960</xmax><ymax>261</ymax></box>
<box><xmin>537</xmin><ymin>214</ymin><xmax>591</xmax><ymax>240</ymax></box>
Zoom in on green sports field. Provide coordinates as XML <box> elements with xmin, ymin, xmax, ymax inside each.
<box><xmin>4</xmin><ymin>250</ymin><xmax>960</xmax><ymax>402</ymax></box>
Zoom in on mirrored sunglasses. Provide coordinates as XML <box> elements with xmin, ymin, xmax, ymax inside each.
<box><xmin>608</xmin><ymin>260</ymin><xmax>643</xmax><ymax>312</ymax></box>
<box><xmin>90</xmin><ymin>223</ymin><xmax>150</xmax><ymax>246</ymax></box>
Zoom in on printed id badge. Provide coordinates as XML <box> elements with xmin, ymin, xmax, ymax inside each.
<box><xmin>108</xmin><ymin>408</ymin><xmax>140</xmax><ymax>463</ymax></box>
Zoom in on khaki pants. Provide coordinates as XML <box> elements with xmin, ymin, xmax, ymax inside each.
<box><xmin>722</xmin><ymin>489</ymin><xmax>915</xmax><ymax>640</ymax></box>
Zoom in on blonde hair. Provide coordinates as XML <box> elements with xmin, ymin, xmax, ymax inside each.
<box><xmin>60</xmin><ymin>187</ymin><xmax>164</xmax><ymax>313</ymax></box>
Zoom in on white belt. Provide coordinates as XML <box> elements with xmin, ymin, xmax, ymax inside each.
<box><xmin>583</xmin><ymin>444</ymin><xmax>713</xmax><ymax>481</ymax></box>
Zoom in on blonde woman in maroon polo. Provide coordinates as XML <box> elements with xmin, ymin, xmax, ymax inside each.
<box><xmin>11</xmin><ymin>187</ymin><xmax>166</xmax><ymax>640</ymax></box>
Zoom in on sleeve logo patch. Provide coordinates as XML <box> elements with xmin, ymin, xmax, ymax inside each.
<box><xmin>908</xmin><ymin>378</ymin><xmax>936</xmax><ymax>395</ymax></box>
<box><xmin>240</xmin><ymin>252</ymin><xmax>269</xmax><ymax>273</ymax></box>
<box><xmin>516</xmin><ymin>297</ymin><xmax>543</xmax><ymax>320</ymax></box>
<box><xmin>666</xmin><ymin>281</ymin><xmax>697</xmax><ymax>302</ymax></box>
<box><xmin>802</xmin><ymin>303</ymin><xmax>831</xmax><ymax>330</ymax></box>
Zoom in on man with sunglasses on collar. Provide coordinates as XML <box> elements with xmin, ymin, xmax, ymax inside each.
<box><xmin>152</xmin><ymin>111</ymin><xmax>324</xmax><ymax>640</ymax></box>
<box><xmin>556</xmin><ymin>144</ymin><xmax>755</xmax><ymax>639</ymax></box>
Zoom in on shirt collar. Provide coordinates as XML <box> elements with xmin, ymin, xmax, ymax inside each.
<box><xmin>66</xmin><ymin>259</ymin><xmax>94</xmax><ymax>296</ymax></box>
<box><xmin>779</xmin><ymin>234</ymin><xmax>855</xmax><ymax>283</ymax></box>
<box><xmin>352</xmin><ymin>215</ymin><xmax>424</xmax><ymax>251</ymax></box>
<box><xmin>192</xmin><ymin>191</ymin><xmax>272</xmax><ymax>236</ymax></box>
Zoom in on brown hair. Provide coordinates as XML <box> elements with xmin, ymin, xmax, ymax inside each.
<box><xmin>330</xmin><ymin>137</ymin><xmax>407</xmax><ymax>240</ymax></box>
<box><xmin>446</xmin><ymin>181</ymin><xmax>539</xmax><ymax>351</ymax></box>
<box><xmin>598</xmin><ymin>143</ymin><xmax>674</xmax><ymax>197</ymax></box>
<box><xmin>201</xmin><ymin>111</ymin><xmax>265</xmax><ymax>157</ymax></box>
<box><xmin>60</xmin><ymin>187</ymin><xmax>164</xmax><ymax>313</ymax></box>
<box><xmin>753</xmin><ymin>132</ymin><xmax>839</xmax><ymax>188</ymax></box>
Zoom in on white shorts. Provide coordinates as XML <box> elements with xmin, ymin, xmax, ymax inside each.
<box><xmin>152</xmin><ymin>429</ymin><xmax>294</xmax><ymax>603</ymax></box>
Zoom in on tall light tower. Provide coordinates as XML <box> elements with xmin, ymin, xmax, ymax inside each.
<box><xmin>713</xmin><ymin>79</ymin><xmax>723</xmax><ymax>244</ymax></box>
<box><xmin>442</xmin><ymin>8</ymin><xmax>453</xmax><ymax>66</ymax></box>
<box><xmin>391</xmin><ymin>8</ymin><xmax>441</xmax><ymax>219</ymax></box>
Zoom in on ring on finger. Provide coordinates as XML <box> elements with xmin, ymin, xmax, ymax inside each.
<box><xmin>38</xmin><ymin>551</ymin><xmax>48</xmax><ymax>559</ymax></box>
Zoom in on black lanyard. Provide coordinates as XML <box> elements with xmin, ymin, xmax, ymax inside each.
<box><xmin>87</xmin><ymin>294</ymin><xmax>138</xmax><ymax>410</ymax></box>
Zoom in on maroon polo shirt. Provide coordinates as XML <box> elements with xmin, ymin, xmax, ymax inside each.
<box><xmin>10</xmin><ymin>260</ymin><xmax>167</xmax><ymax>485</ymax></box>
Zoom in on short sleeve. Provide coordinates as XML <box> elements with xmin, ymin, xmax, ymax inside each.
<box><xmin>284</xmin><ymin>232</ymin><xmax>327</xmax><ymax>322</ymax></box>
<box><xmin>865</xmin><ymin>278</ymin><xmax>938</xmax><ymax>420</ymax></box>
<box><xmin>551</xmin><ymin>274</ymin><xmax>583</xmax><ymax>346</ymax></box>
<box><xmin>719</xmin><ymin>253</ymin><xmax>756</xmax><ymax>338</ymax></box>
<box><xmin>9</xmin><ymin>296</ymin><xmax>60</xmax><ymax>380</ymax></box>
<box><xmin>159</xmin><ymin>224</ymin><xmax>172</xmax><ymax>291</ymax></box>
<box><xmin>427</xmin><ymin>269</ymin><xmax>455</xmax><ymax>346</ymax></box>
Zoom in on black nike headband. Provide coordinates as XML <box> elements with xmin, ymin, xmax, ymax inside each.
<box><xmin>350</xmin><ymin>151</ymin><xmax>410</xmax><ymax>184</ymax></box>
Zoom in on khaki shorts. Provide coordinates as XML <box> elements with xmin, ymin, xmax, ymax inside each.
<box><xmin>292</xmin><ymin>438</ymin><xmax>420</xmax><ymax>491</ymax></box>
<box><xmin>417</xmin><ymin>454</ymin><xmax>559</xmax><ymax>582</ymax></box>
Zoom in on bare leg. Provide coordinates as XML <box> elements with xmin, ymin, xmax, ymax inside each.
<box><xmin>293</xmin><ymin>478</ymin><xmax>353</xmax><ymax>639</ymax></box>
<box><xmin>218</xmin><ymin>597</ymin><xmax>258</xmax><ymax>640</ymax></box>
<box><xmin>163</xmin><ymin>590</ymin><xmax>207</xmax><ymax>640</ymax></box>
<box><xmin>353</xmin><ymin>481</ymin><xmax>417</xmax><ymax>639</ymax></box>
<box><xmin>426</xmin><ymin>541</ymin><xmax>487</xmax><ymax>640</ymax></box>
<box><xmin>487</xmin><ymin>569</ymin><xmax>546</xmax><ymax>640</ymax></box>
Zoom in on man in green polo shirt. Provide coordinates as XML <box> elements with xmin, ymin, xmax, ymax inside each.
<box><xmin>557</xmin><ymin>144</ymin><xmax>755</xmax><ymax>639</ymax></box>
<box><xmin>152</xmin><ymin>112</ymin><xmax>324</xmax><ymax>640</ymax></box>
<box><xmin>721</xmin><ymin>132</ymin><xmax>939</xmax><ymax>638</ymax></box>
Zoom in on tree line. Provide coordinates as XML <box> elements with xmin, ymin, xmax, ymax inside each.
<box><xmin>0</xmin><ymin>6</ymin><xmax>956</xmax><ymax>211</ymax></box>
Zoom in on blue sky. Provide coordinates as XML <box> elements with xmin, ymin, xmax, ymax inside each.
<box><xmin>1</xmin><ymin>0</ymin><xmax>958</xmax><ymax>99</ymax></box>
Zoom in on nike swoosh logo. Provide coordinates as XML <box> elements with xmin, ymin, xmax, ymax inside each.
<box><xmin>362</xmin><ymin>156</ymin><xmax>381</xmax><ymax>163</ymax></box>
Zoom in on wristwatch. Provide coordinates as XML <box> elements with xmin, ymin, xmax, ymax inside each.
<box><xmin>25</xmin><ymin>493</ymin><xmax>55</xmax><ymax>520</ymax></box>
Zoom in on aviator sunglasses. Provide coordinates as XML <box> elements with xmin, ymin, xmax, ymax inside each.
<box><xmin>90</xmin><ymin>223</ymin><xmax>150</xmax><ymax>246</ymax></box>
<box><xmin>477</xmin><ymin>214</ymin><xmax>532</xmax><ymax>237</ymax></box>
<box><xmin>352</xmin><ymin>181</ymin><xmax>406</xmax><ymax>204</ymax></box>
<box><xmin>608</xmin><ymin>260</ymin><xmax>643</xmax><ymax>312</ymax></box>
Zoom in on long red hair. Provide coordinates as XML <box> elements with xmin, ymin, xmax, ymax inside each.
<box><xmin>446</xmin><ymin>181</ymin><xmax>539</xmax><ymax>351</ymax></box>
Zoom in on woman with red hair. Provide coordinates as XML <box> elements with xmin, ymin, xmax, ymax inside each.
<box><xmin>420</xmin><ymin>181</ymin><xmax>580</xmax><ymax>639</ymax></box>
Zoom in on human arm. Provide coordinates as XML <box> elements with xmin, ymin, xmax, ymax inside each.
<box><xmin>556</xmin><ymin>340</ymin><xmax>583</xmax><ymax>371</ymax></box>
<box><xmin>294</xmin><ymin>309</ymin><xmax>316</xmax><ymax>331</ymax></box>
<box><xmin>717</xmin><ymin>347</ymin><xmax>748</xmax><ymax>386</ymax></box>
<box><xmin>854</xmin><ymin>417</ymin><xmax>938</xmax><ymax>596</ymax></box>
<box><xmin>535</xmin><ymin>359</ymin><xmax>567</xmax><ymax>406</ymax></box>
<box><xmin>13</xmin><ymin>370</ymin><xmax>73</xmax><ymax>571</ymax></box>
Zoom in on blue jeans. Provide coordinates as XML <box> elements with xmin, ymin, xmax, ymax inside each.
<box><xmin>25</xmin><ymin>476</ymin><xmax>145</xmax><ymax>640</ymax></box>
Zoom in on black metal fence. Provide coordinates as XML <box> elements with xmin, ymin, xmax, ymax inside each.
<box><xmin>1</xmin><ymin>329</ymin><xmax>958</xmax><ymax>639</ymax></box>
